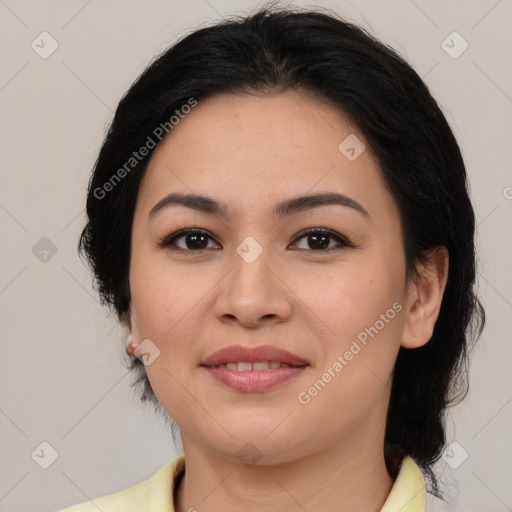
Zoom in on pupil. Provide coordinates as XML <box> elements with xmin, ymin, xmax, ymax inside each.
<box><xmin>310</xmin><ymin>234</ymin><xmax>329</xmax><ymax>249</ymax></box>
<box><xmin>187</xmin><ymin>233</ymin><xmax>207</xmax><ymax>249</ymax></box>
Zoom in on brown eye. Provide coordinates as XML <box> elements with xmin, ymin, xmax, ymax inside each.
<box><xmin>158</xmin><ymin>229</ymin><xmax>220</xmax><ymax>252</ymax></box>
<box><xmin>290</xmin><ymin>228</ymin><xmax>354</xmax><ymax>251</ymax></box>
<box><xmin>157</xmin><ymin>227</ymin><xmax>353</xmax><ymax>254</ymax></box>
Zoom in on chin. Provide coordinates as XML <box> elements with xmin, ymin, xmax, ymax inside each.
<box><xmin>198</xmin><ymin>415</ymin><xmax>304</xmax><ymax>460</ymax></box>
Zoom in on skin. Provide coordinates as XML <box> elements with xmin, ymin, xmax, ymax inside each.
<box><xmin>127</xmin><ymin>91</ymin><xmax>449</xmax><ymax>511</ymax></box>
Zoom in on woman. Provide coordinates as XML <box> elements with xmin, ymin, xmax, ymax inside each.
<box><xmin>60</xmin><ymin>5</ymin><xmax>484</xmax><ymax>511</ymax></box>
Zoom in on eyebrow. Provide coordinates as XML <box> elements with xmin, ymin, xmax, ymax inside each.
<box><xmin>148</xmin><ymin>191</ymin><xmax>369</xmax><ymax>219</ymax></box>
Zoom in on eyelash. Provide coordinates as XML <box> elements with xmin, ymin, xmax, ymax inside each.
<box><xmin>156</xmin><ymin>227</ymin><xmax>355</xmax><ymax>254</ymax></box>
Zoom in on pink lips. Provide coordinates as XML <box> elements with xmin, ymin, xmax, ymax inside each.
<box><xmin>201</xmin><ymin>345</ymin><xmax>309</xmax><ymax>392</ymax></box>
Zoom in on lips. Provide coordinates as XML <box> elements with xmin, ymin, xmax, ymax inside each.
<box><xmin>200</xmin><ymin>344</ymin><xmax>309</xmax><ymax>368</ymax></box>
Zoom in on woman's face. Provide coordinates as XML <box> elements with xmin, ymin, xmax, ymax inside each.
<box><xmin>129</xmin><ymin>92</ymin><xmax>412</xmax><ymax>464</ymax></box>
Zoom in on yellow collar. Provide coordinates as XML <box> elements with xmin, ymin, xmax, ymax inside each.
<box><xmin>380</xmin><ymin>455</ymin><xmax>426</xmax><ymax>511</ymax></box>
<box><xmin>162</xmin><ymin>454</ymin><xmax>425</xmax><ymax>512</ymax></box>
<box><xmin>60</xmin><ymin>454</ymin><xmax>426</xmax><ymax>511</ymax></box>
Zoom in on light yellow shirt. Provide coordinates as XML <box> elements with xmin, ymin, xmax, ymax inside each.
<box><xmin>58</xmin><ymin>455</ymin><xmax>428</xmax><ymax>511</ymax></box>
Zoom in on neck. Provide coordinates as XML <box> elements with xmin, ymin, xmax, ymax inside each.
<box><xmin>174</xmin><ymin>432</ymin><xmax>394</xmax><ymax>512</ymax></box>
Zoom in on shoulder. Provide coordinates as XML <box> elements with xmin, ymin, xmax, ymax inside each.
<box><xmin>56</xmin><ymin>455</ymin><xmax>185</xmax><ymax>512</ymax></box>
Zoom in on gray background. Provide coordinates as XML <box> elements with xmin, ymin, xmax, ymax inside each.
<box><xmin>0</xmin><ymin>1</ymin><xmax>511</xmax><ymax>511</ymax></box>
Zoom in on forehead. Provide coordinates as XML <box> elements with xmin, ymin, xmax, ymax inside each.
<box><xmin>137</xmin><ymin>92</ymin><xmax>396</xmax><ymax>222</ymax></box>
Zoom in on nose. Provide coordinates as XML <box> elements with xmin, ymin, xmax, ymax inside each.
<box><xmin>213</xmin><ymin>244</ymin><xmax>292</xmax><ymax>329</ymax></box>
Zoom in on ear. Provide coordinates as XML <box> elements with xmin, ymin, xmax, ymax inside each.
<box><xmin>401</xmin><ymin>246</ymin><xmax>449</xmax><ymax>349</ymax></box>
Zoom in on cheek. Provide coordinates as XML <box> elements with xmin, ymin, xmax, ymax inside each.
<box><xmin>290</xmin><ymin>259</ymin><xmax>400</xmax><ymax>345</ymax></box>
<box><xmin>128</xmin><ymin>281</ymin><xmax>196</xmax><ymax>410</ymax></box>
<box><xmin>291</xmin><ymin>254</ymin><xmax>404</xmax><ymax>406</ymax></box>
<box><xmin>295</xmin><ymin>272</ymin><xmax>403</xmax><ymax>437</ymax></box>
<box><xmin>130</xmin><ymin>267</ymin><xmax>204</xmax><ymax>416</ymax></box>
<box><xmin>130</xmin><ymin>248</ymin><xmax>200</xmax><ymax>334</ymax></box>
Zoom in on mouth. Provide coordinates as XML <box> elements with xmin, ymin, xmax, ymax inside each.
<box><xmin>200</xmin><ymin>344</ymin><xmax>309</xmax><ymax>392</ymax></box>
<box><xmin>201</xmin><ymin>344</ymin><xmax>309</xmax><ymax>367</ymax></box>
<box><xmin>205</xmin><ymin>361</ymin><xmax>302</xmax><ymax>371</ymax></box>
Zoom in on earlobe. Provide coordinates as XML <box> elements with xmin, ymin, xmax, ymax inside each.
<box><xmin>125</xmin><ymin>334</ymin><xmax>140</xmax><ymax>356</ymax></box>
<box><xmin>401</xmin><ymin>246</ymin><xmax>449</xmax><ymax>349</ymax></box>
<box><xmin>122</xmin><ymin>308</ymin><xmax>137</xmax><ymax>355</ymax></box>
